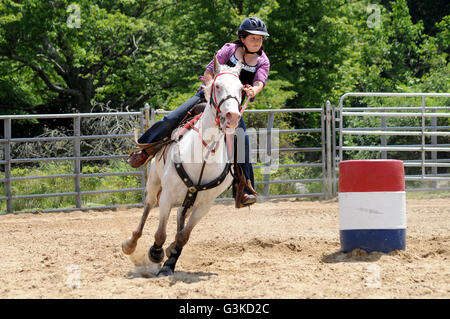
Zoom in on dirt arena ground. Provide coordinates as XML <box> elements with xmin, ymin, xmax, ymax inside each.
<box><xmin>0</xmin><ymin>197</ymin><xmax>448</xmax><ymax>299</ymax></box>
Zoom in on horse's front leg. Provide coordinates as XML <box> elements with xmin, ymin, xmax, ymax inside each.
<box><xmin>161</xmin><ymin>206</ymin><xmax>190</xmax><ymax>258</ymax></box>
<box><xmin>157</xmin><ymin>203</ymin><xmax>212</xmax><ymax>277</ymax></box>
<box><xmin>148</xmin><ymin>193</ymin><xmax>173</xmax><ymax>263</ymax></box>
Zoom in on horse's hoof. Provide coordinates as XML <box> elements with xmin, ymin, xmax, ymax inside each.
<box><xmin>157</xmin><ymin>266</ymin><xmax>174</xmax><ymax>277</ymax></box>
<box><xmin>122</xmin><ymin>238</ymin><xmax>136</xmax><ymax>255</ymax></box>
<box><xmin>149</xmin><ymin>245</ymin><xmax>164</xmax><ymax>263</ymax></box>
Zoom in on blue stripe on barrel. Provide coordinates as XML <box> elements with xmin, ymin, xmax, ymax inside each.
<box><xmin>340</xmin><ymin>229</ymin><xmax>406</xmax><ymax>253</ymax></box>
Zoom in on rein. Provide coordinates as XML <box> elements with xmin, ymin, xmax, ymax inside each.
<box><xmin>177</xmin><ymin>113</ymin><xmax>219</xmax><ymax>154</ymax></box>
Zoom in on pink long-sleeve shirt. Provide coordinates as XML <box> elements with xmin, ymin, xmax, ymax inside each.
<box><xmin>205</xmin><ymin>43</ymin><xmax>270</xmax><ymax>87</ymax></box>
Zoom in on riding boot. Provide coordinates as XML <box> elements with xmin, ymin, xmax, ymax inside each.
<box><xmin>127</xmin><ymin>92</ymin><xmax>203</xmax><ymax>168</ymax></box>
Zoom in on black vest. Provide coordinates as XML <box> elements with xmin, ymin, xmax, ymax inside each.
<box><xmin>226</xmin><ymin>54</ymin><xmax>257</xmax><ymax>86</ymax></box>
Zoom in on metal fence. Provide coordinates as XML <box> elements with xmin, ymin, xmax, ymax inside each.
<box><xmin>332</xmin><ymin>92</ymin><xmax>450</xmax><ymax>196</ymax></box>
<box><xmin>0</xmin><ymin>112</ymin><xmax>147</xmax><ymax>214</ymax></box>
<box><xmin>0</xmin><ymin>107</ymin><xmax>327</xmax><ymax>214</ymax></box>
<box><xmin>1</xmin><ymin>92</ymin><xmax>448</xmax><ymax>214</ymax></box>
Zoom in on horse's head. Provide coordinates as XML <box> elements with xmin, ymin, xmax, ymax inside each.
<box><xmin>206</xmin><ymin>56</ymin><xmax>243</xmax><ymax>134</ymax></box>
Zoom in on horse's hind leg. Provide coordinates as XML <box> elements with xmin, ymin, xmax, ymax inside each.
<box><xmin>157</xmin><ymin>204</ymin><xmax>212</xmax><ymax>277</ymax></box>
<box><xmin>122</xmin><ymin>166</ymin><xmax>160</xmax><ymax>255</ymax></box>
<box><xmin>122</xmin><ymin>203</ymin><xmax>153</xmax><ymax>255</ymax></box>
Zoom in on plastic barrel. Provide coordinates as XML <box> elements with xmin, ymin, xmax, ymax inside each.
<box><xmin>339</xmin><ymin>160</ymin><xmax>406</xmax><ymax>253</ymax></box>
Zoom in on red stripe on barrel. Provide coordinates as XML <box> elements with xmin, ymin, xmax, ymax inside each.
<box><xmin>339</xmin><ymin>160</ymin><xmax>405</xmax><ymax>192</ymax></box>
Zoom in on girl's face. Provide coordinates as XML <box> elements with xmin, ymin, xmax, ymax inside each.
<box><xmin>241</xmin><ymin>34</ymin><xmax>264</xmax><ymax>53</ymax></box>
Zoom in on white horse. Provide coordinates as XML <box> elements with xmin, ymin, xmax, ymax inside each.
<box><xmin>122</xmin><ymin>58</ymin><xmax>244</xmax><ymax>277</ymax></box>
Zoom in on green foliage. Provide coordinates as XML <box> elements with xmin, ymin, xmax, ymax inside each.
<box><xmin>0</xmin><ymin>0</ymin><xmax>447</xmax><ymax>115</ymax></box>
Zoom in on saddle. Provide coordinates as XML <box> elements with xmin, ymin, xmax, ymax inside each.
<box><xmin>180</xmin><ymin>99</ymin><xmax>207</xmax><ymax>125</ymax></box>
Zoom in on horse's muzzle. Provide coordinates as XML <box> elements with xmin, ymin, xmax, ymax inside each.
<box><xmin>224</xmin><ymin>111</ymin><xmax>241</xmax><ymax>130</ymax></box>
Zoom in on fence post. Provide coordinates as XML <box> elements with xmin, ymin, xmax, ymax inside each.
<box><xmin>381</xmin><ymin>115</ymin><xmax>387</xmax><ymax>159</ymax></box>
<box><xmin>4</xmin><ymin>119</ymin><xmax>13</xmax><ymax>214</ymax></box>
<box><xmin>321</xmin><ymin>103</ymin><xmax>326</xmax><ymax>199</ymax></box>
<box><xmin>431</xmin><ymin>108</ymin><xmax>437</xmax><ymax>189</ymax></box>
<box><xmin>325</xmin><ymin>101</ymin><xmax>332</xmax><ymax>199</ymax></box>
<box><xmin>263</xmin><ymin>112</ymin><xmax>275</xmax><ymax>198</ymax></box>
<box><xmin>421</xmin><ymin>96</ymin><xmax>426</xmax><ymax>180</ymax></box>
<box><xmin>140</xmin><ymin>105</ymin><xmax>149</xmax><ymax>202</ymax></box>
<box><xmin>331</xmin><ymin>102</ymin><xmax>337</xmax><ymax>197</ymax></box>
<box><xmin>74</xmin><ymin>116</ymin><xmax>82</xmax><ymax>209</ymax></box>
<box><xmin>144</xmin><ymin>103</ymin><xmax>150</xmax><ymax>130</ymax></box>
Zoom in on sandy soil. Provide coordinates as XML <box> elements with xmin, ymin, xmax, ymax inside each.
<box><xmin>0</xmin><ymin>197</ymin><xmax>448</xmax><ymax>299</ymax></box>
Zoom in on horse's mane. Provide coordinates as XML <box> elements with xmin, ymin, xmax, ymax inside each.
<box><xmin>202</xmin><ymin>62</ymin><xmax>242</xmax><ymax>102</ymax></box>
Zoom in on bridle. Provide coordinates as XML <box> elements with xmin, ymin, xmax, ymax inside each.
<box><xmin>176</xmin><ymin>71</ymin><xmax>251</xmax><ymax>155</ymax></box>
<box><xmin>209</xmin><ymin>72</ymin><xmax>251</xmax><ymax>129</ymax></box>
<box><xmin>210</xmin><ymin>72</ymin><xmax>241</xmax><ymax>128</ymax></box>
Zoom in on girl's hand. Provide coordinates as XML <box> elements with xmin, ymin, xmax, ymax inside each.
<box><xmin>243</xmin><ymin>81</ymin><xmax>264</xmax><ymax>98</ymax></box>
<box><xmin>243</xmin><ymin>85</ymin><xmax>256</xmax><ymax>98</ymax></box>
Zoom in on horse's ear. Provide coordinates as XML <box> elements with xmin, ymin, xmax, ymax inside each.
<box><xmin>213</xmin><ymin>55</ymin><xmax>220</xmax><ymax>75</ymax></box>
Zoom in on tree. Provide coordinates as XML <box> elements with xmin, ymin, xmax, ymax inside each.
<box><xmin>0</xmin><ymin>0</ymin><xmax>177</xmax><ymax>113</ymax></box>
<box><xmin>266</xmin><ymin>0</ymin><xmax>349</xmax><ymax>109</ymax></box>
<box><xmin>406</xmin><ymin>0</ymin><xmax>450</xmax><ymax>36</ymax></box>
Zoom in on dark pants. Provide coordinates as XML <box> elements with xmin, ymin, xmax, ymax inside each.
<box><xmin>138</xmin><ymin>92</ymin><xmax>204</xmax><ymax>144</ymax></box>
<box><xmin>234</xmin><ymin>118</ymin><xmax>255</xmax><ymax>196</ymax></box>
<box><xmin>139</xmin><ymin>91</ymin><xmax>254</xmax><ymax>195</ymax></box>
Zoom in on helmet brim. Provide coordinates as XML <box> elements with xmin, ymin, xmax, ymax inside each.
<box><xmin>241</xmin><ymin>30</ymin><xmax>270</xmax><ymax>37</ymax></box>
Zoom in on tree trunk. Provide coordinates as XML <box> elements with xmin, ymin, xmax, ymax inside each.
<box><xmin>77</xmin><ymin>77</ymin><xmax>94</xmax><ymax>113</ymax></box>
<box><xmin>66</xmin><ymin>71</ymin><xmax>94</xmax><ymax>113</ymax></box>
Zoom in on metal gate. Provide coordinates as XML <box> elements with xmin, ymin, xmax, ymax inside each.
<box><xmin>332</xmin><ymin>92</ymin><xmax>450</xmax><ymax>196</ymax></box>
<box><xmin>0</xmin><ymin>111</ymin><xmax>147</xmax><ymax>214</ymax></box>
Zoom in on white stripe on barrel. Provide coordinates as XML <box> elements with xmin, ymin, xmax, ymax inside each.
<box><xmin>339</xmin><ymin>160</ymin><xmax>406</xmax><ymax>253</ymax></box>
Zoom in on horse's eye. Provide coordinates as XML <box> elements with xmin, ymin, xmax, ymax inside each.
<box><xmin>215</xmin><ymin>84</ymin><xmax>220</xmax><ymax>90</ymax></box>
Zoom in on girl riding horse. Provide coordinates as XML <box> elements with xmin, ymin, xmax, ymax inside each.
<box><xmin>128</xmin><ymin>17</ymin><xmax>270</xmax><ymax>206</ymax></box>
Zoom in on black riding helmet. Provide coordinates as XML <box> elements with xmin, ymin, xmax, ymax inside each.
<box><xmin>238</xmin><ymin>17</ymin><xmax>270</xmax><ymax>37</ymax></box>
